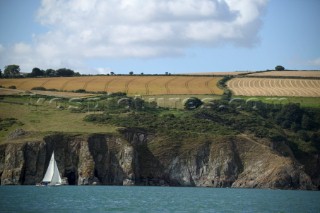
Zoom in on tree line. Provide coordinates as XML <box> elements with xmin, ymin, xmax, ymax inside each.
<box><xmin>0</xmin><ymin>65</ymin><xmax>80</xmax><ymax>78</ymax></box>
<box><xmin>0</xmin><ymin>64</ymin><xmax>287</xmax><ymax>79</ymax></box>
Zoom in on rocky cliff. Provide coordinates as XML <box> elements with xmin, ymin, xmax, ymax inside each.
<box><xmin>0</xmin><ymin>129</ymin><xmax>318</xmax><ymax>190</ymax></box>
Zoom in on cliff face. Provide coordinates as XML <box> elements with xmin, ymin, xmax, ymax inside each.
<box><xmin>0</xmin><ymin>129</ymin><xmax>318</xmax><ymax>190</ymax></box>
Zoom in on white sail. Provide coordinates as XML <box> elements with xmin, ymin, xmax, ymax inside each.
<box><xmin>42</xmin><ymin>151</ymin><xmax>62</xmax><ymax>185</ymax></box>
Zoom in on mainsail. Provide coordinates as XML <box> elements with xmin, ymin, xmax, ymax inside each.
<box><xmin>42</xmin><ymin>151</ymin><xmax>62</xmax><ymax>185</ymax></box>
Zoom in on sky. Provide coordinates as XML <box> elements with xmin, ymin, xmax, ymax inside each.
<box><xmin>0</xmin><ymin>0</ymin><xmax>319</xmax><ymax>75</ymax></box>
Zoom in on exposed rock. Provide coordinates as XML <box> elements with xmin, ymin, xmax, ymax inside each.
<box><xmin>7</xmin><ymin>128</ymin><xmax>28</xmax><ymax>140</ymax></box>
<box><xmin>1</xmin><ymin>143</ymin><xmax>25</xmax><ymax>185</ymax></box>
<box><xmin>0</xmin><ymin>130</ymin><xmax>318</xmax><ymax>190</ymax></box>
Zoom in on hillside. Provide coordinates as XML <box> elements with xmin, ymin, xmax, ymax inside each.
<box><xmin>1</xmin><ymin>71</ymin><xmax>320</xmax><ymax>189</ymax></box>
<box><xmin>0</xmin><ymin>92</ymin><xmax>319</xmax><ymax>189</ymax></box>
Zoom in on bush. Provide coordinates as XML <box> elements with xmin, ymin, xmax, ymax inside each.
<box><xmin>184</xmin><ymin>97</ymin><xmax>203</xmax><ymax>110</ymax></box>
<box><xmin>218</xmin><ymin>76</ymin><xmax>233</xmax><ymax>88</ymax></box>
<box><xmin>108</xmin><ymin>92</ymin><xmax>127</xmax><ymax>97</ymax></box>
<box><xmin>31</xmin><ymin>86</ymin><xmax>46</xmax><ymax>91</ymax></box>
<box><xmin>46</xmin><ymin>88</ymin><xmax>59</xmax><ymax>92</ymax></box>
<box><xmin>0</xmin><ymin>117</ymin><xmax>21</xmax><ymax>131</ymax></box>
<box><xmin>8</xmin><ymin>85</ymin><xmax>16</xmax><ymax>89</ymax></box>
<box><xmin>74</xmin><ymin>89</ymin><xmax>86</xmax><ymax>93</ymax></box>
<box><xmin>297</xmin><ymin>130</ymin><xmax>310</xmax><ymax>142</ymax></box>
<box><xmin>84</xmin><ymin>114</ymin><xmax>112</xmax><ymax>123</ymax></box>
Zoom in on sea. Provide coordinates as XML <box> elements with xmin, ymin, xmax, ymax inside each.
<box><xmin>0</xmin><ymin>186</ymin><xmax>319</xmax><ymax>213</ymax></box>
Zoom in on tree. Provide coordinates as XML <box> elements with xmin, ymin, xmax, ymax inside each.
<box><xmin>0</xmin><ymin>69</ymin><xmax>2</xmax><ymax>78</ymax></box>
<box><xmin>56</xmin><ymin>68</ymin><xmax>75</xmax><ymax>77</ymax></box>
<box><xmin>275</xmin><ymin>103</ymin><xmax>303</xmax><ymax>129</ymax></box>
<box><xmin>129</xmin><ymin>71</ymin><xmax>134</xmax><ymax>75</ymax></box>
<box><xmin>184</xmin><ymin>97</ymin><xmax>203</xmax><ymax>110</ymax></box>
<box><xmin>45</xmin><ymin>69</ymin><xmax>56</xmax><ymax>77</ymax></box>
<box><xmin>4</xmin><ymin>65</ymin><xmax>20</xmax><ymax>78</ymax></box>
<box><xmin>31</xmin><ymin>67</ymin><xmax>45</xmax><ymax>77</ymax></box>
<box><xmin>275</xmin><ymin>65</ymin><xmax>285</xmax><ymax>71</ymax></box>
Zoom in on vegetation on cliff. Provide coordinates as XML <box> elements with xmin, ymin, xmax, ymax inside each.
<box><xmin>81</xmin><ymin>93</ymin><xmax>320</xmax><ymax>158</ymax></box>
<box><xmin>1</xmin><ymin>92</ymin><xmax>319</xmax><ymax>158</ymax></box>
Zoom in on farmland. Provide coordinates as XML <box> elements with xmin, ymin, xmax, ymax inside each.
<box><xmin>1</xmin><ymin>71</ymin><xmax>320</xmax><ymax>100</ymax></box>
<box><xmin>227</xmin><ymin>78</ymin><xmax>320</xmax><ymax>97</ymax></box>
<box><xmin>0</xmin><ymin>76</ymin><xmax>224</xmax><ymax>96</ymax></box>
<box><xmin>232</xmin><ymin>96</ymin><xmax>320</xmax><ymax>108</ymax></box>
<box><xmin>247</xmin><ymin>71</ymin><xmax>320</xmax><ymax>78</ymax></box>
<box><xmin>0</xmin><ymin>88</ymin><xmax>96</xmax><ymax>98</ymax></box>
<box><xmin>185</xmin><ymin>71</ymin><xmax>249</xmax><ymax>76</ymax></box>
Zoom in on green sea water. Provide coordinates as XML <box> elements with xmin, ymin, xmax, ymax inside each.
<box><xmin>0</xmin><ymin>186</ymin><xmax>319</xmax><ymax>213</ymax></box>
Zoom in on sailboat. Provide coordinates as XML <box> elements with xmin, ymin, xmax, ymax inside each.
<box><xmin>40</xmin><ymin>151</ymin><xmax>62</xmax><ymax>186</ymax></box>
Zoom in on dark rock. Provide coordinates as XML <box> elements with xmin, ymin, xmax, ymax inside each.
<box><xmin>0</xmin><ymin>130</ymin><xmax>318</xmax><ymax>190</ymax></box>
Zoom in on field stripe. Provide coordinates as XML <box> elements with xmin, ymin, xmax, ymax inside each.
<box><xmin>39</xmin><ymin>79</ymin><xmax>52</xmax><ymax>88</ymax></box>
<box><xmin>165</xmin><ymin>77</ymin><xmax>178</xmax><ymax>94</ymax></box>
<box><xmin>125</xmin><ymin>77</ymin><xmax>138</xmax><ymax>94</ymax></box>
<box><xmin>103</xmin><ymin>77</ymin><xmax>117</xmax><ymax>92</ymax></box>
<box><xmin>83</xmin><ymin>77</ymin><xmax>97</xmax><ymax>90</ymax></box>
<box><xmin>205</xmin><ymin>78</ymin><xmax>216</xmax><ymax>94</ymax></box>
<box><xmin>185</xmin><ymin>77</ymin><xmax>196</xmax><ymax>94</ymax></box>
<box><xmin>18</xmin><ymin>80</ymin><xmax>29</xmax><ymax>88</ymax></box>
<box><xmin>145</xmin><ymin>77</ymin><xmax>160</xmax><ymax>95</ymax></box>
<box><xmin>60</xmin><ymin>78</ymin><xmax>76</xmax><ymax>91</ymax></box>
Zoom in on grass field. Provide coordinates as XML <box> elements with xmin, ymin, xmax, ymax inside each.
<box><xmin>233</xmin><ymin>96</ymin><xmax>320</xmax><ymax>108</ymax></box>
<box><xmin>0</xmin><ymin>88</ymin><xmax>97</xmax><ymax>98</ymax></box>
<box><xmin>0</xmin><ymin>76</ymin><xmax>224</xmax><ymax>95</ymax></box>
<box><xmin>142</xmin><ymin>94</ymin><xmax>221</xmax><ymax>108</ymax></box>
<box><xmin>0</xmin><ymin>96</ymin><xmax>116</xmax><ymax>143</ymax></box>
<box><xmin>227</xmin><ymin>78</ymin><xmax>320</xmax><ymax>97</ymax></box>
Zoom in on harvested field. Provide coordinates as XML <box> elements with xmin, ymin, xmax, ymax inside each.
<box><xmin>184</xmin><ymin>71</ymin><xmax>249</xmax><ymax>76</ymax></box>
<box><xmin>248</xmin><ymin>71</ymin><xmax>320</xmax><ymax>78</ymax></box>
<box><xmin>227</xmin><ymin>78</ymin><xmax>320</xmax><ymax>97</ymax></box>
<box><xmin>0</xmin><ymin>76</ymin><xmax>223</xmax><ymax>95</ymax></box>
<box><xmin>0</xmin><ymin>88</ymin><xmax>95</xmax><ymax>98</ymax></box>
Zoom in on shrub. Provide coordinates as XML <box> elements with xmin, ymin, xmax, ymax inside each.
<box><xmin>184</xmin><ymin>97</ymin><xmax>203</xmax><ymax>110</ymax></box>
<box><xmin>108</xmin><ymin>92</ymin><xmax>127</xmax><ymax>97</ymax></box>
<box><xmin>31</xmin><ymin>86</ymin><xmax>46</xmax><ymax>91</ymax></box>
<box><xmin>74</xmin><ymin>89</ymin><xmax>86</xmax><ymax>93</ymax></box>
<box><xmin>84</xmin><ymin>114</ymin><xmax>112</xmax><ymax>123</ymax></box>
<box><xmin>0</xmin><ymin>117</ymin><xmax>22</xmax><ymax>131</ymax></box>
<box><xmin>218</xmin><ymin>76</ymin><xmax>233</xmax><ymax>88</ymax></box>
<box><xmin>8</xmin><ymin>85</ymin><xmax>16</xmax><ymax>89</ymax></box>
<box><xmin>46</xmin><ymin>88</ymin><xmax>59</xmax><ymax>92</ymax></box>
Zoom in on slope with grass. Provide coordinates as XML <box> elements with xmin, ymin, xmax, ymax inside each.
<box><xmin>0</xmin><ymin>94</ymin><xmax>319</xmax><ymax>189</ymax></box>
